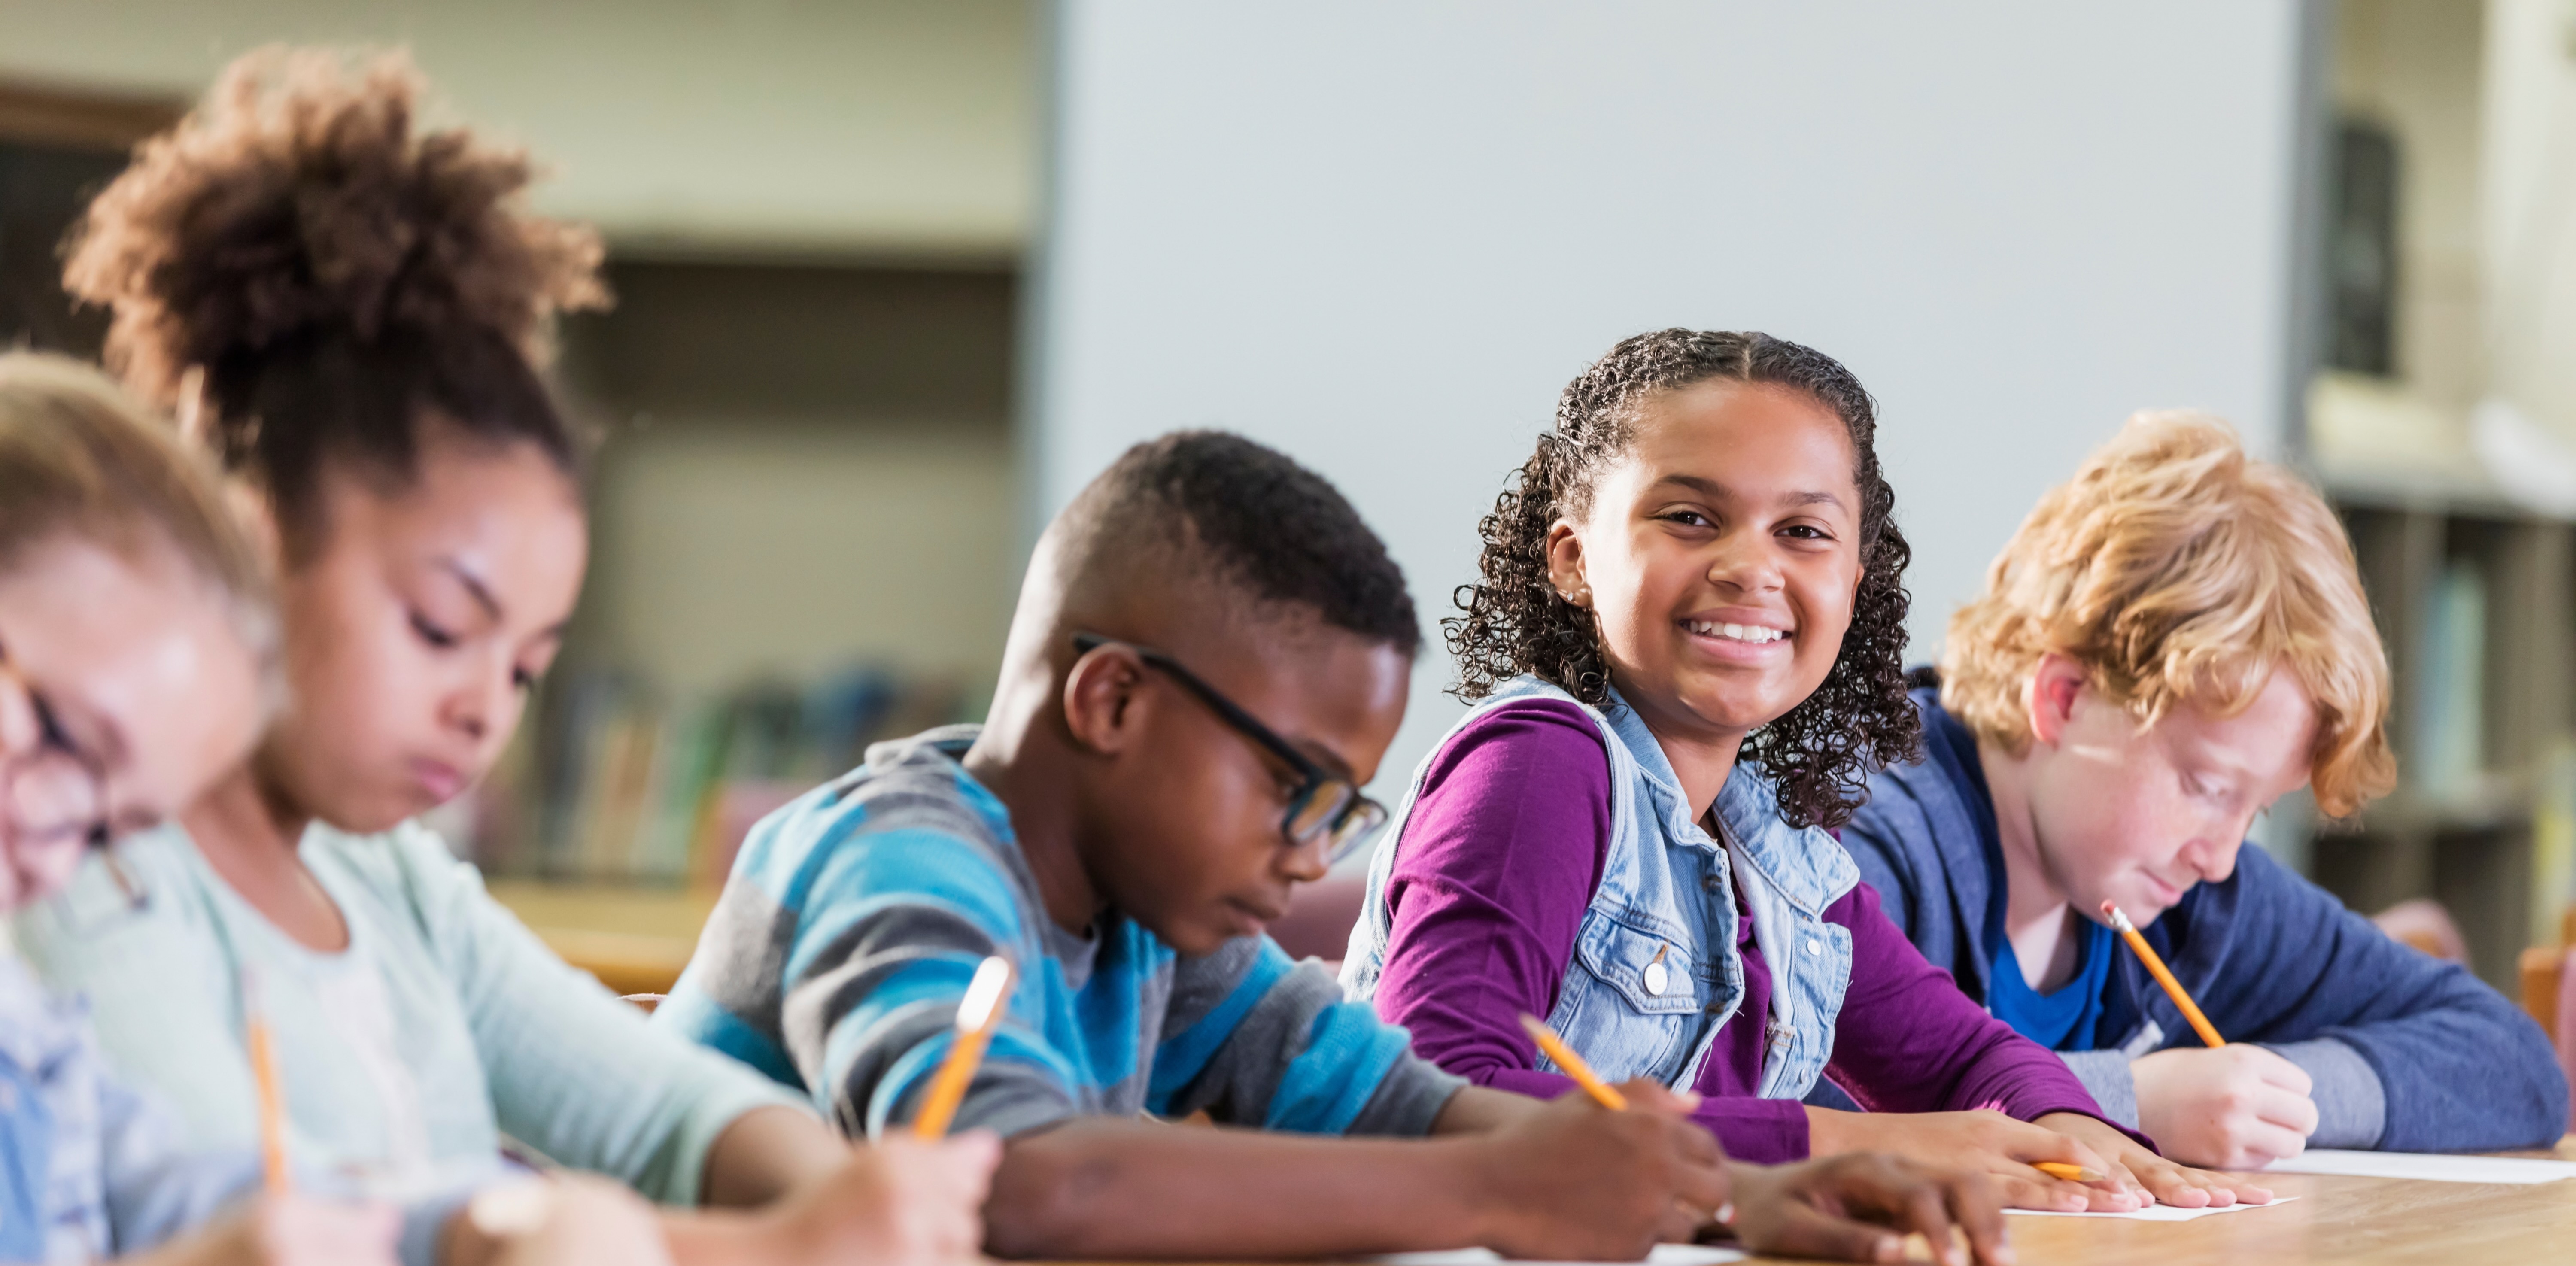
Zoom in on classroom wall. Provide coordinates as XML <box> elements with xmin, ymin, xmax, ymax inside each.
<box><xmin>1034</xmin><ymin>0</ymin><xmax>2319</xmax><ymax>798</ymax></box>
<box><xmin>2334</xmin><ymin>0</ymin><xmax>2489</xmax><ymax>416</ymax></box>
<box><xmin>0</xmin><ymin>0</ymin><xmax>1036</xmax><ymax>257</ymax></box>
<box><xmin>2485</xmin><ymin>0</ymin><xmax>2576</xmax><ymax>441</ymax></box>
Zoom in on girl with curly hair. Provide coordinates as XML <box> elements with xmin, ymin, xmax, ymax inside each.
<box><xmin>1342</xmin><ymin>330</ymin><xmax>2270</xmax><ymax>1214</ymax></box>
<box><xmin>15</xmin><ymin>47</ymin><xmax>992</xmax><ymax>1266</ymax></box>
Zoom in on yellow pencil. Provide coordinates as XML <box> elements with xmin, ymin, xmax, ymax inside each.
<box><xmin>913</xmin><ymin>956</ymin><xmax>1018</xmax><ymax>1139</ymax></box>
<box><xmin>1518</xmin><ymin>1013</ymin><xmax>1628</xmax><ymax>1111</ymax></box>
<box><xmin>241</xmin><ymin>969</ymin><xmax>291</xmax><ymax>1194</ymax></box>
<box><xmin>2034</xmin><ymin>1162</ymin><xmax>2109</xmax><ymax>1183</ymax></box>
<box><xmin>2102</xmin><ymin>901</ymin><xmax>2226</xmax><ymax>1048</ymax></box>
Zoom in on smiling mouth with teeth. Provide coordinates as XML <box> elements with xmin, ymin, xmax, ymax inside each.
<box><xmin>1684</xmin><ymin>620</ymin><xmax>1791</xmax><ymax>644</ymax></box>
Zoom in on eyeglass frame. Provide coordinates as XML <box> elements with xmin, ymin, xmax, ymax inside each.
<box><xmin>0</xmin><ymin>637</ymin><xmax>110</xmax><ymax>850</ymax></box>
<box><xmin>1069</xmin><ymin>633</ymin><xmax>1389</xmax><ymax>865</ymax></box>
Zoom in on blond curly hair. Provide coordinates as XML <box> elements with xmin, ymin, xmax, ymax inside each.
<box><xmin>1938</xmin><ymin>411</ymin><xmax>2395</xmax><ymax>818</ymax></box>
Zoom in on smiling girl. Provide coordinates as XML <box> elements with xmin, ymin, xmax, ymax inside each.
<box><xmin>15</xmin><ymin>47</ymin><xmax>990</xmax><ymax>1266</ymax></box>
<box><xmin>1343</xmin><ymin>329</ymin><xmax>2268</xmax><ymax>1213</ymax></box>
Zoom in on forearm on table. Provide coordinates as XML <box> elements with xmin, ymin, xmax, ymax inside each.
<box><xmin>2259</xmin><ymin>1038</ymin><xmax>2384</xmax><ymax>1149</ymax></box>
<box><xmin>984</xmin><ymin>1118</ymin><xmax>1496</xmax><ymax>1259</ymax></box>
<box><xmin>1464</xmin><ymin>1060</ymin><xmax>1803</xmax><ymax>1162</ymax></box>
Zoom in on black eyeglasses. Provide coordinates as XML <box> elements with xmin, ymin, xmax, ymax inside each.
<box><xmin>0</xmin><ymin>638</ymin><xmax>109</xmax><ymax>851</ymax></box>
<box><xmin>1072</xmin><ymin>634</ymin><xmax>1389</xmax><ymax>865</ymax></box>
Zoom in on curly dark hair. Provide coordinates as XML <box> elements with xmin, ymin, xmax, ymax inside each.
<box><xmin>1072</xmin><ymin>430</ymin><xmax>1419</xmax><ymax>654</ymax></box>
<box><xmin>62</xmin><ymin>46</ymin><xmax>608</xmax><ymax>558</ymax></box>
<box><xmin>1447</xmin><ymin>329</ymin><xmax>1919</xmax><ymax>829</ymax></box>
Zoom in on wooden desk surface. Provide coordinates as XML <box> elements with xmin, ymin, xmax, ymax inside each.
<box><xmin>1744</xmin><ymin>1138</ymin><xmax>2576</xmax><ymax>1266</ymax></box>
<box><xmin>1054</xmin><ymin>1139</ymin><xmax>2576</xmax><ymax>1266</ymax></box>
<box><xmin>485</xmin><ymin>880</ymin><xmax>712</xmax><ymax>997</ymax></box>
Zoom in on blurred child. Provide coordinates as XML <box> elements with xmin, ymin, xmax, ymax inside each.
<box><xmin>16</xmin><ymin>47</ymin><xmax>992</xmax><ymax>1266</ymax></box>
<box><xmin>1343</xmin><ymin>330</ymin><xmax>2268</xmax><ymax>1213</ymax></box>
<box><xmin>657</xmin><ymin>429</ymin><xmax>2013</xmax><ymax>1265</ymax></box>
<box><xmin>1842</xmin><ymin>412</ymin><xmax>2568</xmax><ymax>1167</ymax></box>
<box><xmin>0</xmin><ymin>349</ymin><xmax>394</xmax><ymax>1266</ymax></box>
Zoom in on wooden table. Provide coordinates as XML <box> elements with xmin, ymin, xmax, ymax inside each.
<box><xmin>1054</xmin><ymin>1139</ymin><xmax>2576</xmax><ymax>1266</ymax></box>
<box><xmin>486</xmin><ymin>880</ymin><xmax>713</xmax><ymax>997</ymax></box>
<box><xmin>1744</xmin><ymin>1138</ymin><xmax>2576</xmax><ymax>1266</ymax></box>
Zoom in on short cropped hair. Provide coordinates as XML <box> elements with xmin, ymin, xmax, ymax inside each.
<box><xmin>0</xmin><ymin>351</ymin><xmax>276</xmax><ymax>670</ymax></box>
<box><xmin>1939</xmin><ymin>411</ymin><xmax>2395</xmax><ymax>818</ymax></box>
<box><xmin>1071</xmin><ymin>431</ymin><xmax>1419</xmax><ymax>654</ymax></box>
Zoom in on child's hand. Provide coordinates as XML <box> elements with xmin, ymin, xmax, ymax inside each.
<box><xmin>2129</xmin><ymin>1044</ymin><xmax>2318</xmax><ymax>1169</ymax></box>
<box><xmin>474</xmin><ymin>1175</ymin><xmax>673</xmax><ymax>1266</ymax></box>
<box><xmin>764</xmin><ymin>1133</ymin><xmax>999</xmax><ymax>1266</ymax></box>
<box><xmin>1806</xmin><ymin>1106</ymin><xmax>2127</xmax><ymax>1212</ymax></box>
<box><xmin>2034</xmin><ymin>1111</ymin><xmax>2273</xmax><ymax>1209</ymax></box>
<box><xmin>1467</xmin><ymin>1078</ymin><xmax>1732</xmax><ymax>1261</ymax></box>
<box><xmin>1726</xmin><ymin>1154</ymin><xmax>2012</xmax><ymax>1266</ymax></box>
<box><xmin>207</xmin><ymin>1193</ymin><xmax>398</xmax><ymax>1266</ymax></box>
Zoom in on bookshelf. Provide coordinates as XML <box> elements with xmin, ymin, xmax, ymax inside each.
<box><xmin>2318</xmin><ymin>477</ymin><xmax>2576</xmax><ymax>992</ymax></box>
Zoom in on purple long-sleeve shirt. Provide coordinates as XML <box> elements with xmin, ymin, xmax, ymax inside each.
<box><xmin>1374</xmin><ymin>699</ymin><xmax>2116</xmax><ymax>1163</ymax></box>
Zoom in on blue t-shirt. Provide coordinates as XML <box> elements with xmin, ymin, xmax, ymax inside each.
<box><xmin>1933</xmin><ymin>705</ymin><xmax>2135</xmax><ymax>1053</ymax></box>
<box><xmin>1984</xmin><ymin>916</ymin><xmax>2114</xmax><ymax>1052</ymax></box>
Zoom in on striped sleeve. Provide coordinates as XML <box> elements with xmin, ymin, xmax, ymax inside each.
<box><xmin>1151</xmin><ymin>936</ymin><xmax>1465</xmax><ymax>1136</ymax></box>
<box><xmin>776</xmin><ymin>823</ymin><xmax>1082</xmax><ymax>1141</ymax></box>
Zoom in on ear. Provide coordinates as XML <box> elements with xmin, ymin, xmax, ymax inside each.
<box><xmin>2023</xmin><ymin>652</ymin><xmax>2087</xmax><ymax>747</ymax></box>
<box><xmin>1544</xmin><ymin>519</ymin><xmax>1592</xmax><ymax>609</ymax></box>
<box><xmin>1059</xmin><ymin>641</ymin><xmax>1155</xmax><ymax>756</ymax></box>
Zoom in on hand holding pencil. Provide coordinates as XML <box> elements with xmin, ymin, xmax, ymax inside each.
<box><xmin>1517</xmin><ymin>1014</ymin><xmax>2016</xmax><ymax>1265</ymax></box>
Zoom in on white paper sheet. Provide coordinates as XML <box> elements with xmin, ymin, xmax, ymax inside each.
<box><xmin>1374</xmin><ymin>1245</ymin><xmax>1746</xmax><ymax>1266</ymax></box>
<box><xmin>2004</xmin><ymin>1195</ymin><xmax>2298</xmax><ymax>1221</ymax></box>
<box><xmin>2257</xmin><ymin>1149</ymin><xmax>2576</xmax><ymax>1184</ymax></box>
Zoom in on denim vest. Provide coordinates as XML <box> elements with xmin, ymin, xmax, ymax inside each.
<box><xmin>1343</xmin><ymin>675</ymin><xmax>1859</xmax><ymax>1099</ymax></box>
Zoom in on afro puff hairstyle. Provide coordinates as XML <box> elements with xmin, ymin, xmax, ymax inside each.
<box><xmin>63</xmin><ymin>46</ymin><xmax>608</xmax><ymax>556</ymax></box>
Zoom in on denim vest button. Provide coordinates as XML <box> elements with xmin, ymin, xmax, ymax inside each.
<box><xmin>1806</xmin><ymin>938</ymin><xmax>1823</xmax><ymax>956</ymax></box>
<box><xmin>1643</xmin><ymin>960</ymin><xmax>1669</xmax><ymax>996</ymax></box>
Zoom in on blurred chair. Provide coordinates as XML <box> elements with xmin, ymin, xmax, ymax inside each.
<box><xmin>1267</xmin><ymin>871</ymin><xmax>1368</xmax><ymax>977</ymax></box>
<box><xmin>2371</xmin><ymin>898</ymin><xmax>2469</xmax><ymax>965</ymax></box>
<box><xmin>2522</xmin><ymin>945</ymin><xmax>2576</xmax><ymax>1132</ymax></box>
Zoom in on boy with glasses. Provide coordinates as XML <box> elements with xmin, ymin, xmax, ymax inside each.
<box><xmin>656</xmin><ymin>431</ymin><xmax>2012</xmax><ymax>1264</ymax></box>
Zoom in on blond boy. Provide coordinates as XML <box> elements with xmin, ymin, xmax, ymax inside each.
<box><xmin>1843</xmin><ymin>413</ymin><xmax>2567</xmax><ymax>1168</ymax></box>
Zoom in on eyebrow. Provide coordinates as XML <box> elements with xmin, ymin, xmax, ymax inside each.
<box><xmin>439</xmin><ymin>558</ymin><xmax>506</xmax><ymax>623</ymax></box>
<box><xmin>1651</xmin><ymin>472</ymin><xmax>1849</xmax><ymax>512</ymax></box>
<box><xmin>1294</xmin><ymin>738</ymin><xmax>1358</xmax><ymax>782</ymax></box>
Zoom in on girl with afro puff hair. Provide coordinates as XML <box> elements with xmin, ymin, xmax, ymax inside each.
<box><xmin>15</xmin><ymin>47</ymin><xmax>995</xmax><ymax>1266</ymax></box>
<box><xmin>1343</xmin><ymin>330</ymin><xmax>2272</xmax><ymax>1214</ymax></box>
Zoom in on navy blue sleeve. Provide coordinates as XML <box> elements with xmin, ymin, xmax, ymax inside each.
<box><xmin>1842</xmin><ymin>789</ymin><xmax>1932</xmax><ymax>942</ymax></box>
<box><xmin>2157</xmin><ymin>847</ymin><xmax>2568</xmax><ymax>1152</ymax></box>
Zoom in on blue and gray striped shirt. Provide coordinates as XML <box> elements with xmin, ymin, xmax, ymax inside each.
<box><xmin>653</xmin><ymin>726</ymin><xmax>1464</xmax><ymax>1140</ymax></box>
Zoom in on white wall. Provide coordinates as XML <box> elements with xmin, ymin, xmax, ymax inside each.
<box><xmin>0</xmin><ymin>0</ymin><xmax>1034</xmax><ymax>256</ymax></box>
<box><xmin>2485</xmin><ymin>0</ymin><xmax>2576</xmax><ymax>439</ymax></box>
<box><xmin>1036</xmin><ymin>0</ymin><xmax>2316</xmax><ymax>796</ymax></box>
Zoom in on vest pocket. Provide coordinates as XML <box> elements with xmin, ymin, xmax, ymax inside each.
<box><xmin>1556</xmin><ymin>911</ymin><xmax>1702</xmax><ymax>1084</ymax></box>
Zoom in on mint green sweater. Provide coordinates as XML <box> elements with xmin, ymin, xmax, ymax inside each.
<box><xmin>12</xmin><ymin>821</ymin><xmax>805</xmax><ymax>1205</ymax></box>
